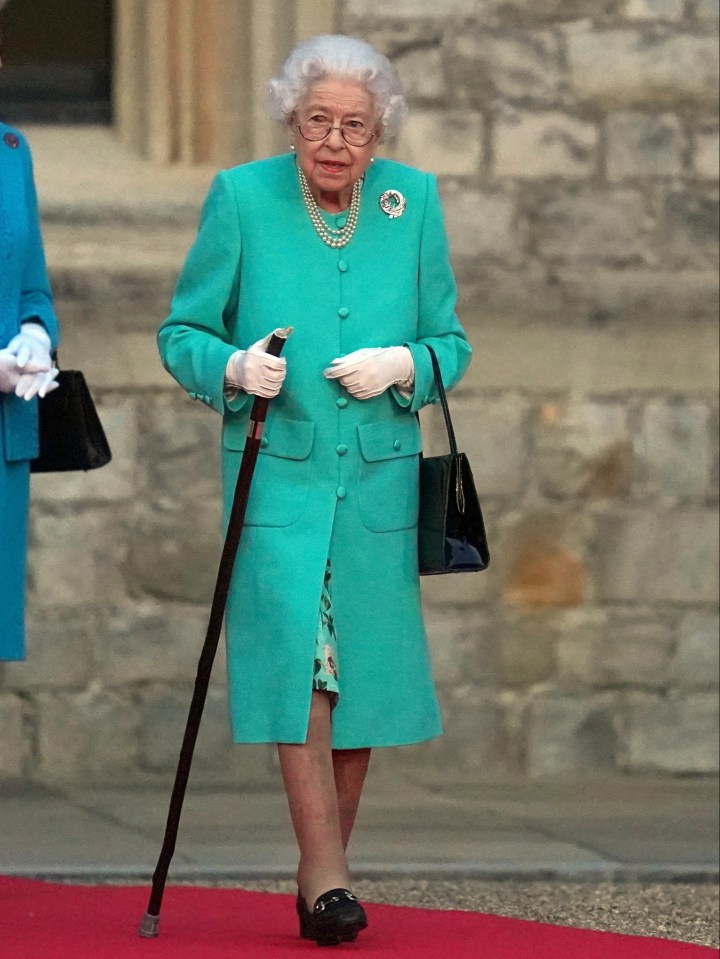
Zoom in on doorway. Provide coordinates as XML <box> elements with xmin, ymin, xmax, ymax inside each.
<box><xmin>0</xmin><ymin>0</ymin><xmax>112</xmax><ymax>123</ymax></box>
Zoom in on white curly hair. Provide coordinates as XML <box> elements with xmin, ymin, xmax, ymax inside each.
<box><xmin>267</xmin><ymin>35</ymin><xmax>407</xmax><ymax>140</ymax></box>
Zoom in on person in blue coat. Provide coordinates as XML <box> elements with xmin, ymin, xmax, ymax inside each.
<box><xmin>0</xmin><ymin>22</ymin><xmax>61</xmax><ymax>661</ymax></box>
<box><xmin>158</xmin><ymin>35</ymin><xmax>471</xmax><ymax>945</ymax></box>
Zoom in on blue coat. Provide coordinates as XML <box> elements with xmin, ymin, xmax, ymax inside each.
<box><xmin>159</xmin><ymin>153</ymin><xmax>471</xmax><ymax>747</ymax></box>
<box><xmin>0</xmin><ymin>123</ymin><xmax>59</xmax><ymax>660</ymax></box>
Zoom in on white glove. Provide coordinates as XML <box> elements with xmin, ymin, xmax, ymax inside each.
<box><xmin>0</xmin><ymin>352</ymin><xmax>21</xmax><ymax>395</ymax></box>
<box><xmin>1</xmin><ymin>323</ymin><xmax>59</xmax><ymax>399</ymax></box>
<box><xmin>225</xmin><ymin>330</ymin><xmax>288</xmax><ymax>399</ymax></box>
<box><xmin>14</xmin><ymin>366</ymin><xmax>60</xmax><ymax>400</ymax></box>
<box><xmin>5</xmin><ymin>322</ymin><xmax>53</xmax><ymax>373</ymax></box>
<box><xmin>324</xmin><ymin>346</ymin><xmax>414</xmax><ymax>400</ymax></box>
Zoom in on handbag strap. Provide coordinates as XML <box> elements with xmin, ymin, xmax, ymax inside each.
<box><xmin>425</xmin><ymin>345</ymin><xmax>459</xmax><ymax>457</ymax></box>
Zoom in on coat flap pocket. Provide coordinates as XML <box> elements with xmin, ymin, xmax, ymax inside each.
<box><xmin>357</xmin><ymin>419</ymin><xmax>422</xmax><ymax>463</ymax></box>
<box><xmin>223</xmin><ymin>416</ymin><xmax>315</xmax><ymax>460</ymax></box>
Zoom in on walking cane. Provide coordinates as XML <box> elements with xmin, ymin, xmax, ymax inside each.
<box><xmin>139</xmin><ymin>327</ymin><xmax>292</xmax><ymax>939</ymax></box>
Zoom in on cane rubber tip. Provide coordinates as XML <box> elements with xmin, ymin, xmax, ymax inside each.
<box><xmin>138</xmin><ymin>913</ymin><xmax>160</xmax><ymax>938</ymax></box>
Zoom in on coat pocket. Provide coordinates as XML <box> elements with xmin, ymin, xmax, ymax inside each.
<box><xmin>357</xmin><ymin>419</ymin><xmax>422</xmax><ymax>532</ymax></box>
<box><xmin>222</xmin><ymin>417</ymin><xmax>314</xmax><ymax>527</ymax></box>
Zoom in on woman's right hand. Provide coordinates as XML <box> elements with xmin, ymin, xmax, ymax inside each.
<box><xmin>0</xmin><ymin>351</ymin><xmax>59</xmax><ymax>399</ymax></box>
<box><xmin>225</xmin><ymin>332</ymin><xmax>288</xmax><ymax>399</ymax></box>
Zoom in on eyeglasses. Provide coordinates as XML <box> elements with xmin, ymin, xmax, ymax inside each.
<box><xmin>296</xmin><ymin>118</ymin><xmax>377</xmax><ymax>147</ymax></box>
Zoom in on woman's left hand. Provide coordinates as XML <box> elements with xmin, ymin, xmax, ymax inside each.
<box><xmin>324</xmin><ymin>346</ymin><xmax>414</xmax><ymax>400</ymax></box>
<box><xmin>14</xmin><ymin>367</ymin><xmax>60</xmax><ymax>400</ymax></box>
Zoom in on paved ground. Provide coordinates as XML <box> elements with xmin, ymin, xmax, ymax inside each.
<box><xmin>1</xmin><ymin>774</ymin><xmax>718</xmax><ymax>947</ymax></box>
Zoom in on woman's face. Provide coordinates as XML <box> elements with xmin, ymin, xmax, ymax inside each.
<box><xmin>291</xmin><ymin>77</ymin><xmax>379</xmax><ymax>211</ymax></box>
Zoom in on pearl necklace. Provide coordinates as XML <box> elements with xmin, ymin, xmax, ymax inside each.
<box><xmin>297</xmin><ymin>167</ymin><xmax>361</xmax><ymax>249</ymax></box>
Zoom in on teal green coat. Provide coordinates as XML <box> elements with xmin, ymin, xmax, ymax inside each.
<box><xmin>158</xmin><ymin>153</ymin><xmax>471</xmax><ymax>748</ymax></box>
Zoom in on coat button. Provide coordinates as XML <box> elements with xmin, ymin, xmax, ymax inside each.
<box><xmin>336</xmin><ymin>397</ymin><xmax>348</xmax><ymax>409</ymax></box>
<box><xmin>336</xmin><ymin>486</ymin><xmax>347</xmax><ymax>500</ymax></box>
<box><xmin>335</xmin><ymin>215</ymin><xmax>347</xmax><ymax>228</ymax></box>
<box><xmin>261</xmin><ymin>436</ymin><xmax>269</xmax><ymax>448</ymax></box>
<box><xmin>337</xmin><ymin>307</ymin><xmax>349</xmax><ymax>319</ymax></box>
<box><xmin>336</xmin><ymin>443</ymin><xmax>348</xmax><ymax>456</ymax></box>
<box><xmin>393</xmin><ymin>439</ymin><xmax>402</xmax><ymax>451</ymax></box>
<box><xmin>337</xmin><ymin>259</ymin><xmax>349</xmax><ymax>273</ymax></box>
<box><xmin>3</xmin><ymin>132</ymin><xmax>20</xmax><ymax>149</ymax></box>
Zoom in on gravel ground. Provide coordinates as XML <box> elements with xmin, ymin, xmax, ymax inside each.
<box><xmin>234</xmin><ymin>879</ymin><xmax>720</xmax><ymax>949</ymax></box>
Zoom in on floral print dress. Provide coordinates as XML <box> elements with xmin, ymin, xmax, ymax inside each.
<box><xmin>312</xmin><ymin>561</ymin><xmax>339</xmax><ymax>707</ymax></box>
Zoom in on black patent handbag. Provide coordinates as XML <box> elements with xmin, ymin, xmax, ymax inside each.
<box><xmin>31</xmin><ymin>366</ymin><xmax>112</xmax><ymax>473</ymax></box>
<box><xmin>417</xmin><ymin>346</ymin><xmax>490</xmax><ymax>575</ymax></box>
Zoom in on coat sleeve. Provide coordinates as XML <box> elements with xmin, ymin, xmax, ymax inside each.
<box><xmin>20</xmin><ymin>138</ymin><xmax>59</xmax><ymax>349</ymax></box>
<box><xmin>394</xmin><ymin>173</ymin><xmax>471</xmax><ymax>414</ymax></box>
<box><xmin>157</xmin><ymin>171</ymin><xmax>250</xmax><ymax>415</ymax></box>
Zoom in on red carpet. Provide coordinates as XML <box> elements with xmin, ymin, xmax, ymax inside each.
<box><xmin>1</xmin><ymin>878</ymin><xmax>716</xmax><ymax>959</ymax></box>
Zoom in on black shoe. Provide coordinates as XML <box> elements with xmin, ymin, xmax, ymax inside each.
<box><xmin>296</xmin><ymin>888</ymin><xmax>368</xmax><ymax>946</ymax></box>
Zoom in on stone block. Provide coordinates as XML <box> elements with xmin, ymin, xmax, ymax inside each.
<box><xmin>29</xmin><ymin>508</ymin><xmax>128</xmax><ymax>608</ymax></box>
<box><xmin>421</xmin><ymin>562</ymin><xmax>495</xmax><ymax>608</ymax></box>
<box><xmin>498</xmin><ymin>609</ymin><xmax>559</xmax><ymax>687</ymax></box>
<box><xmin>439</xmin><ymin>393</ymin><xmax>530</xmax><ymax>498</ymax></box>
<box><xmin>402</xmin><ymin>686</ymin><xmax>513</xmax><ymax>775</ymax></box>
<box><xmin>534</xmin><ymin>188</ymin><xmax>650</xmax><ymax>264</ymax></box>
<box><xmin>567</xmin><ymin>29</ymin><xmax>720</xmax><ymax>109</ymax></box>
<box><xmin>534</xmin><ymin>401</ymin><xmax>632</xmax><ymax>499</ymax></box>
<box><xmin>620</xmin><ymin>692</ymin><xmax>719</xmax><ymax>773</ymax></box>
<box><xmin>672</xmin><ymin>611</ymin><xmax>720</xmax><ymax>688</ymax></box>
<box><xmin>637</xmin><ymin>399</ymin><xmax>714</xmax><ymax>500</ymax></box>
<box><xmin>597</xmin><ymin>509</ymin><xmax>719</xmax><ymax>604</ymax></box>
<box><xmin>454</xmin><ymin>260</ymin><xmax>567</xmax><ymax>323</ymax></box>
<box><xmin>136</xmin><ymin>685</ymin><xmax>277</xmax><ymax>785</ymax></box>
<box><xmin>555</xmin><ymin>268</ymin><xmax>720</xmax><ymax>326</ymax></box>
<box><xmin>396</xmin><ymin>110</ymin><xmax>483</xmax><ymax>176</ymax></box>
<box><xmin>693</xmin><ymin>125</ymin><xmax>720</xmax><ymax>180</ymax></box>
<box><xmin>695</xmin><ymin>0</ymin><xmax>720</xmax><ymax>18</ymax></box>
<box><xmin>0</xmin><ymin>695</ymin><xmax>28</xmax><ymax>779</ymax></box>
<box><xmin>662</xmin><ymin>189</ymin><xmax>720</xmax><ymax>270</ymax></box>
<box><xmin>606</xmin><ymin>112</ymin><xmax>684</xmax><ymax>181</ymax></box>
<box><xmin>441</xmin><ymin>185</ymin><xmax>525</xmax><ymax>265</ymax></box>
<box><xmin>494</xmin><ymin>111</ymin><xmax>598</xmax><ymax>179</ymax></box>
<box><xmin>137</xmin><ymin>685</ymin><xmax>231</xmax><ymax>774</ymax></box>
<box><xmin>624</xmin><ymin>0</ymin><xmax>685</xmax><ymax>19</ymax></box>
<box><xmin>526</xmin><ymin>691</ymin><xmax>619</xmax><ymax>777</ymax></box>
<box><xmin>424</xmin><ymin>609</ymin><xmax>497</xmax><ymax>686</ymax></box>
<box><xmin>31</xmin><ymin>395</ymin><xmax>138</xmax><ymax>504</ymax></box>
<box><xmin>35</xmin><ymin>690</ymin><xmax>138</xmax><ymax>782</ymax></box>
<box><xmin>500</xmin><ymin>512</ymin><xmax>593</xmax><ymax>610</ymax></box>
<box><xmin>394</xmin><ymin>46</ymin><xmax>446</xmax><ymax>101</ymax></box>
<box><xmin>472</xmin><ymin>0</ymin><xmax>610</xmax><ymax>19</ymax></box>
<box><xmin>558</xmin><ymin>613</ymin><xmax>675</xmax><ymax>688</ymax></box>
<box><xmin>129</xmin><ymin>502</ymin><xmax>222</xmax><ymax>603</ymax></box>
<box><xmin>4</xmin><ymin>608</ymin><xmax>96</xmax><ymax>691</ymax></box>
<box><xmin>447</xmin><ymin>28</ymin><xmax>563</xmax><ymax>105</ymax></box>
<box><xmin>57</xmin><ymin>325</ymin><xmax>172</xmax><ymax>390</ymax></box>
<box><xmin>141</xmin><ymin>395</ymin><xmax>222</xmax><ymax>503</ymax></box>
<box><xmin>99</xmin><ymin>602</ymin><xmax>213</xmax><ymax>686</ymax></box>
<box><xmin>345</xmin><ymin>0</ymin><xmax>477</xmax><ymax>16</ymax></box>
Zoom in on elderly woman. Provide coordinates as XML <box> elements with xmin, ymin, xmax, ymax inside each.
<box><xmin>0</xmin><ymin>4</ymin><xmax>60</xmax><ymax>662</ymax></box>
<box><xmin>158</xmin><ymin>34</ymin><xmax>471</xmax><ymax>946</ymax></box>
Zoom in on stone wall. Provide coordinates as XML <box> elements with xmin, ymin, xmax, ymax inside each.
<box><xmin>0</xmin><ymin>0</ymin><xmax>718</xmax><ymax>785</ymax></box>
